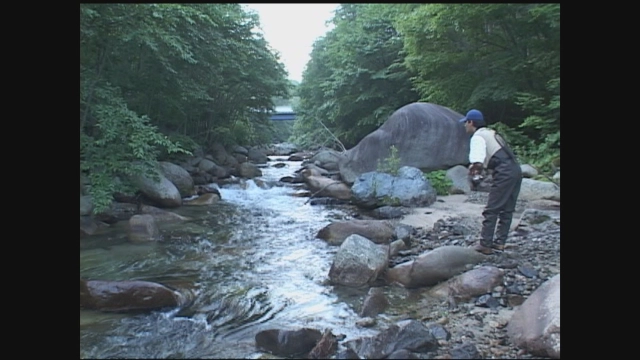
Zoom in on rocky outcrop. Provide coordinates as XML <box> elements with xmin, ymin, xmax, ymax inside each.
<box><xmin>338</xmin><ymin>102</ymin><xmax>469</xmax><ymax>184</ymax></box>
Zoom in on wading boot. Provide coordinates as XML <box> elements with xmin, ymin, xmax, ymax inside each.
<box><xmin>492</xmin><ymin>243</ymin><xmax>505</xmax><ymax>251</ymax></box>
<box><xmin>473</xmin><ymin>243</ymin><xmax>494</xmax><ymax>255</ymax></box>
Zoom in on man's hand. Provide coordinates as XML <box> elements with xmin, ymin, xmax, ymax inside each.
<box><xmin>468</xmin><ymin>162</ymin><xmax>483</xmax><ymax>176</ymax></box>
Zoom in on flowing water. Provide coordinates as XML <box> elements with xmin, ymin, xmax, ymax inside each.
<box><xmin>80</xmin><ymin>157</ymin><xmax>400</xmax><ymax>359</ymax></box>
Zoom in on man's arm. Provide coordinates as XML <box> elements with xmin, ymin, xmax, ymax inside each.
<box><xmin>468</xmin><ymin>135</ymin><xmax>486</xmax><ymax>176</ymax></box>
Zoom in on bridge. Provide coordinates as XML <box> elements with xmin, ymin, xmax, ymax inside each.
<box><xmin>269</xmin><ymin>105</ymin><xmax>296</xmax><ymax>121</ymax></box>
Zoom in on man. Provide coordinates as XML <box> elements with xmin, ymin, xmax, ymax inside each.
<box><xmin>460</xmin><ymin>109</ymin><xmax>522</xmax><ymax>255</ymax></box>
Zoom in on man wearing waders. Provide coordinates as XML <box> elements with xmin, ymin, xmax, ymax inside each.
<box><xmin>459</xmin><ymin>109</ymin><xmax>522</xmax><ymax>255</ymax></box>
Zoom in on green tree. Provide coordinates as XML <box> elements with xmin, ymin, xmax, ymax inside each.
<box><xmin>398</xmin><ymin>4</ymin><xmax>559</xmax><ymax>171</ymax></box>
<box><xmin>81</xmin><ymin>4</ymin><xmax>291</xmax><ymax>212</ymax></box>
<box><xmin>291</xmin><ymin>4</ymin><xmax>420</xmax><ymax>149</ymax></box>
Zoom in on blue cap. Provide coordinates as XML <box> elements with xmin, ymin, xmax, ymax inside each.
<box><xmin>459</xmin><ymin>109</ymin><xmax>485</xmax><ymax>124</ymax></box>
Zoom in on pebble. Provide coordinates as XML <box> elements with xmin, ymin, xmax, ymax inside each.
<box><xmin>382</xmin><ymin>205</ymin><xmax>559</xmax><ymax>359</ymax></box>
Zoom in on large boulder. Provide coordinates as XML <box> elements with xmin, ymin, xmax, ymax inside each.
<box><xmin>198</xmin><ymin>159</ymin><xmax>228</xmax><ymax>178</ymax></box>
<box><xmin>507</xmin><ymin>274</ymin><xmax>560</xmax><ymax>358</ymax></box>
<box><xmin>345</xmin><ymin>319</ymin><xmax>439</xmax><ymax>358</ymax></box>
<box><xmin>303</xmin><ymin>174</ymin><xmax>352</xmax><ymax>201</ymax></box>
<box><xmin>520</xmin><ymin>164</ymin><xmax>539</xmax><ymax>178</ymax></box>
<box><xmin>270</xmin><ymin>142</ymin><xmax>299</xmax><ymax>156</ymax></box>
<box><xmin>255</xmin><ymin>328</ymin><xmax>322</xmax><ymax>357</ymax></box>
<box><xmin>309</xmin><ymin>149</ymin><xmax>345</xmax><ymax>171</ymax></box>
<box><xmin>338</xmin><ymin>102</ymin><xmax>469</xmax><ymax>184</ymax></box>
<box><xmin>429</xmin><ymin>266</ymin><xmax>504</xmax><ymax>301</ymax></box>
<box><xmin>446</xmin><ymin>165</ymin><xmax>472</xmax><ymax>194</ymax></box>
<box><xmin>328</xmin><ymin>234</ymin><xmax>389</xmax><ymax>287</ymax></box>
<box><xmin>248</xmin><ymin>147</ymin><xmax>269</xmax><ymax>164</ymax></box>
<box><xmin>133</xmin><ymin>170</ymin><xmax>182</xmax><ymax>208</ymax></box>
<box><xmin>80</xmin><ymin>279</ymin><xmax>183</xmax><ymax>312</ymax></box>
<box><xmin>238</xmin><ymin>162</ymin><xmax>262</xmax><ymax>178</ymax></box>
<box><xmin>159</xmin><ymin>161</ymin><xmax>195</xmax><ymax>198</ymax></box>
<box><xmin>351</xmin><ymin>166</ymin><xmax>437</xmax><ymax>208</ymax></box>
<box><xmin>385</xmin><ymin>246</ymin><xmax>485</xmax><ymax>288</ymax></box>
<box><xmin>316</xmin><ymin>219</ymin><xmax>396</xmax><ymax>246</ymax></box>
<box><xmin>519</xmin><ymin>178</ymin><xmax>560</xmax><ymax>201</ymax></box>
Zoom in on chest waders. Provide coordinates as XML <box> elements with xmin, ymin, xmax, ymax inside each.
<box><xmin>479</xmin><ymin>132</ymin><xmax>523</xmax><ymax>248</ymax></box>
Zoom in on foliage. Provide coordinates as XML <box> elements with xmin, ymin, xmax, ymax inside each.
<box><xmin>425</xmin><ymin>170</ymin><xmax>453</xmax><ymax>196</ymax></box>
<box><xmin>81</xmin><ymin>4</ymin><xmax>291</xmax><ymax>211</ymax></box>
<box><xmin>376</xmin><ymin>145</ymin><xmax>401</xmax><ymax>175</ymax></box>
<box><xmin>399</xmin><ymin>4</ymin><xmax>559</xmax><ymax>173</ymax></box>
<box><xmin>293</xmin><ymin>4</ymin><xmax>559</xmax><ymax>175</ymax></box>
<box><xmin>291</xmin><ymin>4</ymin><xmax>420</xmax><ymax>149</ymax></box>
<box><xmin>80</xmin><ymin>82</ymin><xmax>189</xmax><ymax>213</ymax></box>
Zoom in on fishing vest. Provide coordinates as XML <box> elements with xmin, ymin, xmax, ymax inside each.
<box><xmin>472</xmin><ymin>127</ymin><xmax>503</xmax><ymax>169</ymax></box>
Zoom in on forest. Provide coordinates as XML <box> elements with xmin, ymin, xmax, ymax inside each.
<box><xmin>80</xmin><ymin>4</ymin><xmax>559</xmax><ymax>212</ymax></box>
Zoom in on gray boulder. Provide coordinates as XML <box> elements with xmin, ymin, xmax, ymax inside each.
<box><xmin>310</xmin><ymin>149</ymin><xmax>345</xmax><ymax>171</ymax></box>
<box><xmin>351</xmin><ymin>166</ymin><xmax>437</xmax><ymax>209</ymax></box>
<box><xmin>159</xmin><ymin>161</ymin><xmax>194</xmax><ymax>198</ymax></box>
<box><xmin>385</xmin><ymin>246</ymin><xmax>485</xmax><ymax>288</ymax></box>
<box><xmin>271</xmin><ymin>142</ymin><xmax>299</xmax><ymax>156</ymax></box>
<box><xmin>133</xmin><ymin>170</ymin><xmax>182</xmax><ymax>208</ymax></box>
<box><xmin>238</xmin><ymin>162</ymin><xmax>262</xmax><ymax>178</ymax></box>
<box><xmin>507</xmin><ymin>274</ymin><xmax>560</xmax><ymax>358</ymax></box>
<box><xmin>429</xmin><ymin>265</ymin><xmax>504</xmax><ymax>301</ymax></box>
<box><xmin>519</xmin><ymin>178</ymin><xmax>560</xmax><ymax>201</ymax></box>
<box><xmin>328</xmin><ymin>234</ymin><xmax>389</xmax><ymax>287</ymax></box>
<box><xmin>80</xmin><ymin>279</ymin><xmax>184</xmax><ymax>312</ymax></box>
<box><xmin>446</xmin><ymin>165</ymin><xmax>471</xmax><ymax>194</ymax></box>
<box><xmin>520</xmin><ymin>164</ymin><xmax>539</xmax><ymax>178</ymax></box>
<box><xmin>316</xmin><ymin>219</ymin><xmax>396</xmax><ymax>246</ymax></box>
<box><xmin>339</xmin><ymin>102</ymin><xmax>469</xmax><ymax>184</ymax></box>
<box><xmin>248</xmin><ymin>147</ymin><xmax>269</xmax><ymax>164</ymax></box>
<box><xmin>345</xmin><ymin>319</ymin><xmax>438</xmax><ymax>358</ymax></box>
<box><xmin>255</xmin><ymin>328</ymin><xmax>322</xmax><ymax>357</ymax></box>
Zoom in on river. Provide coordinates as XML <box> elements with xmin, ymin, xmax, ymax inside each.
<box><xmin>79</xmin><ymin>156</ymin><xmax>399</xmax><ymax>359</ymax></box>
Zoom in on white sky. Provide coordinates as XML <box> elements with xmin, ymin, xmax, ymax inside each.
<box><xmin>241</xmin><ymin>3</ymin><xmax>339</xmax><ymax>83</ymax></box>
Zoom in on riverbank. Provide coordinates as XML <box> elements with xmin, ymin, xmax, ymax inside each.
<box><xmin>388</xmin><ymin>192</ymin><xmax>560</xmax><ymax>359</ymax></box>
